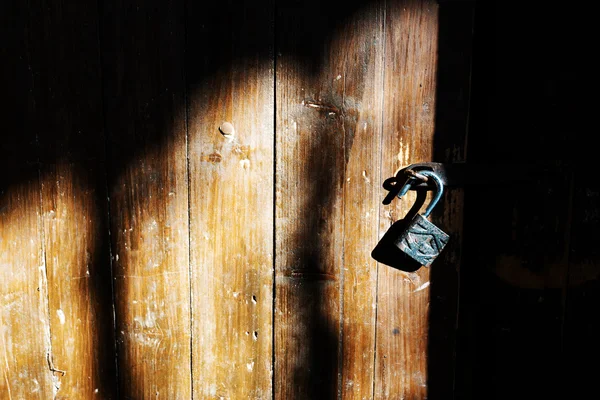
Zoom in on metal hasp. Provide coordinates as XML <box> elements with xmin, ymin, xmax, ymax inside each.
<box><xmin>383</xmin><ymin>162</ymin><xmax>451</xmax><ymax>204</ymax></box>
<box><xmin>383</xmin><ymin>161</ymin><xmax>562</xmax><ymax>204</ymax></box>
<box><xmin>394</xmin><ymin>170</ymin><xmax>450</xmax><ymax>267</ymax></box>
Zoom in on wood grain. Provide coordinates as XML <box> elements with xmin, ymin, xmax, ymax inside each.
<box><xmin>0</xmin><ymin>1</ymin><xmax>483</xmax><ymax>398</ymax></box>
<box><xmin>186</xmin><ymin>1</ymin><xmax>274</xmax><ymax>398</ymax></box>
<box><xmin>275</xmin><ymin>1</ymin><xmax>387</xmax><ymax>398</ymax></box>
<box><xmin>0</xmin><ymin>180</ymin><xmax>54</xmax><ymax>399</ymax></box>
<box><xmin>39</xmin><ymin>165</ymin><xmax>116</xmax><ymax>399</ymax></box>
<box><xmin>275</xmin><ymin>1</ymin><xmax>346</xmax><ymax>398</ymax></box>
<box><xmin>100</xmin><ymin>0</ymin><xmax>192</xmax><ymax>397</ymax></box>
<box><xmin>374</xmin><ymin>1</ymin><xmax>439</xmax><ymax>398</ymax></box>
<box><xmin>337</xmin><ymin>3</ymin><xmax>385</xmax><ymax>400</ymax></box>
<box><xmin>26</xmin><ymin>0</ymin><xmax>119</xmax><ymax>397</ymax></box>
<box><xmin>1</xmin><ymin>2</ymin><xmax>54</xmax><ymax>397</ymax></box>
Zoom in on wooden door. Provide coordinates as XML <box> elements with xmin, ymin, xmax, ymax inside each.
<box><xmin>4</xmin><ymin>0</ymin><xmax>557</xmax><ymax>399</ymax></box>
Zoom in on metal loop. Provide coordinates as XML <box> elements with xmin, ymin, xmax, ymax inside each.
<box><xmin>397</xmin><ymin>176</ymin><xmax>417</xmax><ymax>198</ymax></box>
<box><xmin>405</xmin><ymin>169</ymin><xmax>429</xmax><ymax>182</ymax></box>
<box><xmin>419</xmin><ymin>170</ymin><xmax>444</xmax><ymax>217</ymax></box>
<box><xmin>397</xmin><ymin>168</ymin><xmax>431</xmax><ymax>199</ymax></box>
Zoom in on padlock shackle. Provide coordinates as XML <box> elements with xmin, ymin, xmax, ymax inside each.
<box><xmin>419</xmin><ymin>170</ymin><xmax>444</xmax><ymax>218</ymax></box>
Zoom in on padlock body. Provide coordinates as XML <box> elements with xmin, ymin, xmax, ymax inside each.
<box><xmin>394</xmin><ymin>214</ymin><xmax>449</xmax><ymax>267</ymax></box>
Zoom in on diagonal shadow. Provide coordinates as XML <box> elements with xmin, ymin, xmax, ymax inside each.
<box><xmin>1</xmin><ymin>0</ymin><xmax>474</xmax><ymax>398</ymax></box>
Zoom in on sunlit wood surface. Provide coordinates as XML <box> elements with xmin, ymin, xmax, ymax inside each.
<box><xmin>0</xmin><ymin>1</ymin><xmax>469</xmax><ymax>398</ymax></box>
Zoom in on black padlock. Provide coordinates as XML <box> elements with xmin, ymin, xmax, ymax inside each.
<box><xmin>393</xmin><ymin>170</ymin><xmax>449</xmax><ymax>267</ymax></box>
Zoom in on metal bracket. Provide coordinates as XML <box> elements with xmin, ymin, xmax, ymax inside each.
<box><xmin>383</xmin><ymin>162</ymin><xmax>564</xmax><ymax>205</ymax></box>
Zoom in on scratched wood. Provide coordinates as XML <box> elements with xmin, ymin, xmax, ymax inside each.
<box><xmin>0</xmin><ymin>181</ymin><xmax>54</xmax><ymax>399</ymax></box>
<box><xmin>0</xmin><ymin>2</ymin><xmax>54</xmax><ymax>397</ymax></box>
<box><xmin>336</xmin><ymin>3</ymin><xmax>385</xmax><ymax>400</ymax></box>
<box><xmin>374</xmin><ymin>1</ymin><xmax>439</xmax><ymax>398</ymax></box>
<box><xmin>275</xmin><ymin>1</ymin><xmax>342</xmax><ymax>398</ymax></box>
<box><xmin>186</xmin><ymin>1</ymin><xmax>274</xmax><ymax>398</ymax></box>
<box><xmin>26</xmin><ymin>0</ymin><xmax>119</xmax><ymax>397</ymax></box>
<box><xmin>101</xmin><ymin>0</ymin><xmax>192</xmax><ymax>398</ymax></box>
<box><xmin>275</xmin><ymin>0</ymin><xmax>385</xmax><ymax>398</ymax></box>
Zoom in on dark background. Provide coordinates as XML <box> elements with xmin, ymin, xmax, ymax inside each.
<box><xmin>458</xmin><ymin>1</ymin><xmax>598</xmax><ymax>399</ymax></box>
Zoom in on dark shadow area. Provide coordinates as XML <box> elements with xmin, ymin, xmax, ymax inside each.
<box><xmin>272</xmin><ymin>1</ymin><xmax>370</xmax><ymax>397</ymax></box>
<box><xmin>428</xmin><ymin>2</ymin><xmax>475</xmax><ymax>399</ymax></box>
<box><xmin>456</xmin><ymin>2</ymin><xmax>598</xmax><ymax>400</ymax></box>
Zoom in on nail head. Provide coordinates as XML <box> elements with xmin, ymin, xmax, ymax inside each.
<box><xmin>219</xmin><ymin>122</ymin><xmax>235</xmax><ymax>137</ymax></box>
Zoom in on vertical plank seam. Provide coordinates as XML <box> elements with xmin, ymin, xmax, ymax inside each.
<box><xmin>371</xmin><ymin>2</ymin><xmax>387</xmax><ymax>398</ymax></box>
<box><xmin>94</xmin><ymin>0</ymin><xmax>121</xmax><ymax>395</ymax></box>
<box><xmin>271</xmin><ymin>3</ymin><xmax>278</xmax><ymax>398</ymax></box>
<box><xmin>337</xmin><ymin>50</ymin><xmax>350</xmax><ymax>400</ymax></box>
<box><xmin>37</xmin><ymin>169</ymin><xmax>59</xmax><ymax>398</ymax></box>
<box><xmin>183</xmin><ymin>0</ymin><xmax>194</xmax><ymax>397</ymax></box>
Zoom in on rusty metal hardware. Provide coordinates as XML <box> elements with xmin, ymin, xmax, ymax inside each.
<box><xmin>383</xmin><ymin>162</ymin><xmax>561</xmax><ymax>205</ymax></box>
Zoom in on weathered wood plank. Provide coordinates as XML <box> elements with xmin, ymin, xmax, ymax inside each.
<box><xmin>275</xmin><ymin>0</ymin><xmax>385</xmax><ymax>398</ymax></box>
<box><xmin>100</xmin><ymin>0</ymin><xmax>192</xmax><ymax>398</ymax></box>
<box><xmin>0</xmin><ymin>180</ymin><xmax>54</xmax><ymax>399</ymax></box>
<box><xmin>186</xmin><ymin>1</ymin><xmax>274</xmax><ymax>398</ymax></box>
<box><xmin>374</xmin><ymin>1</ymin><xmax>439</xmax><ymax>398</ymax></box>
<box><xmin>275</xmin><ymin>2</ymin><xmax>343</xmax><ymax>398</ymax></box>
<box><xmin>39</xmin><ymin>165</ymin><xmax>116</xmax><ymax>399</ymax></box>
<box><xmin>26</xmin><ymin>0</ymin><xmax>118</xmax><ymax>397</ymax></box>
<box><xmin>1</xmin><ymin>2</ymin><xmax>54</xmax><ymax>397</ymax></box>
<box><xmin>337</xmin><ymin>3</ymin><xmax>385</xmax><ymax>400</ymax></box>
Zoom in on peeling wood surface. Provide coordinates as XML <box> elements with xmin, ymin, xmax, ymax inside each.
<box><xmin>101</xmin><ymin>0</ymin><xmax>192</xmax><ymax>398</ymax></box>
<box><xmin>186</xmin><ymin>1</ymin><xmax>275</xmax><ymax>398</ymax></box>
